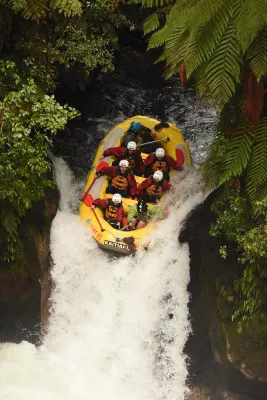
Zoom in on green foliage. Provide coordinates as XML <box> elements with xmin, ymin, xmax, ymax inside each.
<box><xmin>211</xmin><ymin>192</ymin><xmax>267</xmax><ymax>320</ymax></box>
<box><xmin>139</xmin><ymin>0</ymin><xmax>267</xmax><ymax>107</ymax></box>
<box><xmin>247</xmin><ymin>27</ymin><xmax>267</xmax><ymax>80</ymax></box>
<box><xmin>246</xmin><ymin>119</ymin><xmax>267</xmax><ymax>202</ymax></box>
<box><xmin>0</xmin><ymin>0</ymin><xmax>83</xmax><ymax>19</ymax></box>
<box><xmin>0</xmin><ymin>0</ymin><xmax>130</xmax><ymax>262</ymax></box>
<box><xmin>201</xmin><ymin>134</ymin><xmax>228</xmax><ymax>191</ymax></box>
<box><xmin>144</xmin><ymin>13</ymin><xmax>160</xmax><ymax>35</ymax></box>
<box><xmin>0</xmin><ymin>0</ymin><xmax>130</xmax><ymax>90</ymax></box>
<box><xmin>0</xmin><ymin>61</ymin><xmax>79</xmax><ymax>261</ymax></box>
<box><xmin>21</xmin><ymin>24</ymin><xmax>115</xmax><ymax>76</ymax></box>
<box><xmin>219</xmin><ymin>125</ymin><xmax>252</xmax><ymax>185</ymax></box>
<box><xmin>210</xmin><ymin>187</ymin><xmax>253</xmax><ymax>241</ymax></box>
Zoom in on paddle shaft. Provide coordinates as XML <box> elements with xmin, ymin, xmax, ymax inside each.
<box><xmin>91</xmin><ymin>207</ymin><xmax>105</xmax><ymax>231</ymax></box>
<box><xmin>81</xmin><ymin>176</ymin><xmax>97</xmax><ymax>201</ymax></box>
<box><xmin>137</xmin><ymin>137</ymin><xmax>170</xmax><ymax>148</ymax></box>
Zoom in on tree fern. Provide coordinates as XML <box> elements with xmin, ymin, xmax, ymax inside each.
<box><xmin>246</xmin><ymin>118</ymin><xmax>267</xmax><ymax>202</ymax></box>
<box><xmin>148</xmin><ymin>24</ymin><xmax>170</xmax><ymax>49</ymax></box>
<box><xmin>201</xmin><ymin>134</ymin><xmax>228</xmax><ymax>191</ymax></box>
<box><xmin>219</xmin><ymin>124</ymin><xmax>253</xmax><ymax>185</ymax></box>
<box><xmin>186</xmin><ymin>0</ymin><xmax>225</xmax><ymax>29</ymax></box>
<box><xmin>205</xmin><ymin>21</ymin><xmax>242</xmax><ymax>110</ymax></box>
<box><xmin>184</xmin><ymin>3</ymin><xmax>229</xmax><ymax>77</ymax></box>
<box><xmin>247</xmin><ymin>27</ymin><xmax>267</xmax><ymax>81</ymax></box>
<box><xmin>234</xmin><ymin>0</ymin><xmax>267</xmax><ymax>54</ymax></box>
<box><xmin>164</xmin><ymin>31</ymin><xmax>190</xmax><ymax>78</ymax></box>
<box><xmin>144</xmin><ymin>13</ymin><xmax>160</xmax><ymax>35</ymax></box>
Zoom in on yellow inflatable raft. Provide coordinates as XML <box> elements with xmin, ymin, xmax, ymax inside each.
<box><xmin>79</xmin><ymin>116</ymin><xmax>191</xmax><ymax>255</ymax></box>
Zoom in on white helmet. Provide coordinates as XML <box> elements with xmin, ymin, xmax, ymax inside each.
<box><xmin>119</xmin><ymin>159</ymin><xmax>129</xmax><ymax>168</ymax></box>
<box><xmin>155</xmin><ymin>148</ymin><xmax>165</xmax><ymax>158</ymax></box>
<box><xmin>112</xmin><ymin>193</ymin><xmax>122</xmax><ymax>204</ymax></box>
<box><xmin>127</xmin><ymin>141</ymin><xmax>137</xmax><ymax>151</ymax></box>
<box><xmin>153</xmin><ymin>170</ymin><xmax>163</xmax><ymax>181</ymax></box>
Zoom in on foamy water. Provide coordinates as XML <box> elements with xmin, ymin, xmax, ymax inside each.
<box><xmin>0</xmin><ymin>158</ymin><xmax>206</xmax><ymax>400</ymax></box>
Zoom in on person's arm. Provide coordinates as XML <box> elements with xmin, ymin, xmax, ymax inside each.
<box><xmin>137</xmin><ymin>153</ymin><xmax>145</xmax><ymax>175</ymax></box>
<box><xmin>117</xmin><ymin>206</ymin><xmax>124</xmax><ymax>223</ymax></box>
<box><xmin>143</xmin><ymin>153</ymin><xmax>154</xmax><ymax>167</ymax></box>
<box><xmin>136</xmin><ymin>178</ymin><xmax>150</xmax><ymax>197</ymax></box>
<box><xmin>103</xmin><ymin>147</ymin><xmax>125</xmax><ymax>158</ymax></box>
<box><xmin>97</xmin><ymin>165</ymin><xmax>116</xmax><ymax>178</ymax></box>
<box><xmin>162</xmin><ymin>180</ymin><xmax>171</xmax><ymax>191</ymax></box>
<box><xmin>92</xmin><ymin>199</ymin><xmax>108</xmax><ymax>209</ymax></box>
<box><xmin>127</xmin><ymin>206</ymin><xmax>138</xmax><ymax>223</ymax></box>
<box><xmin>166</xmin><ymin>155</ymin><xmax>184</xmax><ymax>171</ymax></box>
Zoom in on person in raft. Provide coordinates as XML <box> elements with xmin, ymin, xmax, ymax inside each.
<box><xmin>127</xmin><ymin>199</ymin><xmax>164</xmax><ymax>230</ymax></box>
<box><xmin>96</xmin><ymin>159</ymin><xmax>137</xmax><ymax>198</ymax></box>
<box><xmin>136</xmin><ymin>170</ymin><xmax>170</xmax><ymax>204</ymax></box>
<box><xmin>121</xmin><ymin>121</ymin><xmax>171</xmax><ymax>154</ymax></box>
<box><xmin>143</xmin><ymin>147</ymin><xmax>183</xmax><ymax>179</ymax></box>
<box><xmin>99</xmin><ymin>141</ymin><xmax>145</xmax><ymax>176</ymax></box>
<box><xmin>91</xmin><ymin>193</ymin><xmax>123</xmax><ymax>230</ymax></box>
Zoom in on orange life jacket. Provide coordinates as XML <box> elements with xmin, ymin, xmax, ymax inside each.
<box><xmin>105</xmin><ymin>201</ymin><xmax>120</xmax><ymax>220</ymax></box>
<box><xmin>146</xmin><ymin>179</ymin><xmax>163</xmax><ymax>197</ymax></box>
<box><xmin>152</xmin><ymin>156</ymin><xmax>168</xmax><ymax>173</ymax></box>
<box><xmin>111</xmin><ymin>171</ymin><xmax>129</xmax><ymax>190</ymax></box>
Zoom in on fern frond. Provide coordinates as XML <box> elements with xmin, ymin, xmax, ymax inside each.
<box><xmin>247</xmin><ymin>27</ymin><xmax>267</xmax><ymax>81</ymax></box>
<box><xmin>144</xmin><ymin>13</ymin><xmax>160</xmax><ymax>35</ymax></box>
<box><xmin>249</xmin><ymin>182</ymin><xmax>267</xmax><ymax>203</ymax></box>
<box><xmin>234</xmin><ymin>0</ymin><xmax>267</xmax><ymax>53</ymax></box>
<box><xmin>205</xmin><ymin>21</ymin><xmax>242</xmax><ymax>110</ymax></box>
<box><xmin>186</xmin><ymin>0</ymin><xmax>225</xmax><ymax>29</ymax></box>
<box><xmin>148</xmin><ymin>24</ymin><xmax>177</xmax><ymax>49</ymax></box>
<box><xmin>185</xmin><ymin>3</ymin><xmax>229</xmax><ymax>77</ymax></box>
<box><xmin>194</xmin><ymin>62</ymin><xmax>209</xmax><ymax>97</ymax></box>
<box><xmin>164</xmin><ymin>31</ymin><xmax>190</xmax><ymax>78</ymax></box>
<box><xmin>246</xmin><ymin>118</ymin><xmax>267</xmax><ymax>202</ymax></box>
<box><xmin>201</xmin><ymin>134</ymin><xmax>228</xmax><ymax>191</ymax></box>
<box><xmin>219</xmin><ymin>124</ymin><xmax>253</xmax><ymax>185</ymax></box>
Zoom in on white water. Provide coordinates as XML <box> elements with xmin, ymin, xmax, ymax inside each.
<box><xmin>0</xmin><ymin>158</ymin><xmax>206</xmax><ymax>400</ymax></box>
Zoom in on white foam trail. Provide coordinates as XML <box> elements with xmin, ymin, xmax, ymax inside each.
<box><xmin>0</xmin><ymin>159</ymin><xmax>205</xmax><ymax>400</ymax></box>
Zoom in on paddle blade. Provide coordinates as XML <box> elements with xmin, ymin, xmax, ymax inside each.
<box><xmin>96</xmin><ymin>160</ymin><xmax>108</xmax><ymax>172</ymax></box>
<box><xmin>83</xmin><ymin>193</ymin><xmax>94</xmax><ymax>207</ymax></box>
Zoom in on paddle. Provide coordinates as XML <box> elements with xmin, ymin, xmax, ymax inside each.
<box><xmin>137</xmin><ymin>137</ymin><xmax>170</xmax><ymax>148</ymax></box>
<box><xmin>84</xmin><ymin>193</ymin><xmax>105</xmax><ymax>232</ymax></box>
<box><xmin>81</xmin><ymin>161</ymin><xmax>109</xmax><ymax>205</ymax></box>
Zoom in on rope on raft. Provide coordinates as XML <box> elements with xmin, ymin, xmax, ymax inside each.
<box><xmin>88</xmin><ymin>222</ymin><xmax>141</xmax><ymax>242</ymax></box>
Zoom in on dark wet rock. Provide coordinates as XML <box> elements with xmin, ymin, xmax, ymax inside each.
<box><xmin>182</xmin><ymin>191</ymin><xmax>267</xmax><ymax>400</ymax></box>
<box><xmin>0</xmin><ymin>186</ymin><xmax>59</xmax><ymax>344</ymax></box>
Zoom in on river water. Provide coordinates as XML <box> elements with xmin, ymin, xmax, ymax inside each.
<box><xmin>0</xmin><ymin>45</ymin><xmax>218</xmax><ymax>399</ymax></box>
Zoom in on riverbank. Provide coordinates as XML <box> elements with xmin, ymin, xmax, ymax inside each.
<box><xmin>181</xmin><ymin>192</ymin><xmax>267</xmax><ymax>400</ymax></box>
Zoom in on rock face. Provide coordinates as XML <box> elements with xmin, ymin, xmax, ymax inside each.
<box><xmin>0</xmin><ymin>187</ymin><xmax>59</xmax><ymax>344</ymax></box>
<box><xmin>181</xmin><ymin>192</ymin><xmax>267</xmax><ymax>400</ymax></box>
<box><xmin>34</xmin><ymin>187</ymin><xmax>60</xmax><ymax>334</ymax></box>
